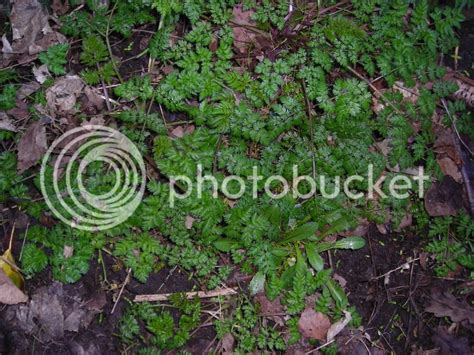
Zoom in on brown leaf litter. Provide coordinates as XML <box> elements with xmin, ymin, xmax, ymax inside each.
<box><xmin>425</xmin><ymin>291</ymin><xmax>474</xmax><ymax>325</ymax></box>
<box><xmin>424</xmin><ymin>176</ymin><xmax>464</xmax><ymax>217</ymax></box>
<box><xmin>298</xmin><ymin>307</ymin><xmax>331</xmax><ymax>341</ymax></box>
<box><xmin>3</xmin><ymin>282</ymin><xmax>106</xmax><ymax>341</ymax></box>
<box><xmin>46</xmin><ymin>75</ymin><xmax>85</xmax><ymax>117</ymax></box>
<box><xmin>1</xmin><ymin>0</ymin><xmax>67</xmax><ymax>66</ymax></box>
<box><xmin>0</xmin><ymin>269</ymin><xmax>28</xmax><ymax>305</ymax></box>
<box><xmin>17</xmin><ymin>119</ymin><xmax>48</xmax><ymax>173</ymax></box>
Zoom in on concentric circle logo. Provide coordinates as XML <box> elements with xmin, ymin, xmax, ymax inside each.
<box><xmin>40</xmin><ymin>125</ymin><xmax>146</xmax><ymax>231</ymax></box>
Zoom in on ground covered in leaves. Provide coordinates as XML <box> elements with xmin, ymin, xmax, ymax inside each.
<box><xmin>0</xmin><ymin>1</ymin><xmax>474</xmax><ymax>354</ymax></box>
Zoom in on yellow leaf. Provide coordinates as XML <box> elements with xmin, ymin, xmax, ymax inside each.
<box><xmin>0</xmin><ymin>249</ymin><xmax>25</xmax><ymax>290</ymax></box>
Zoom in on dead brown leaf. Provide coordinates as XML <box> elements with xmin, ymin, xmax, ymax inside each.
<box><xmin>437</xmin><ymin>157</ymin><xmax>462</xmax><ymax>183</ymax></box>
<box><xmin>63</xmin><ymin>245</ymin><xmax>74</xmax><ymax>259</ymax></box>
<box><xmin>298</xmin><ymin>308</ymin><xmax>331</xmax><ymax>341</ymax></box>
<box><xmin>185</xmin><ymin>215</ymin><xmax>195</xmax><ymax>229</ymax></box>
<box><xmin>374</xmin><ymin>139</ymin><xmax>392</xmax><ymax>157</ymax></box>
<box><xmin>33</xmin><ymin>64</ymin><xmax>51</xmax><ymax>84</ymax></box>
<box><xmin>432</xmin><ymin>327</ymin><xmax>471</xmax><ymax>355</ymax></box>
<box><xmin>1</xmin><ymin>0</ymin><xmax>66</xmax><ymax>66</ymax></box>
<box><xmin>254</xmin><ymin>292</ymin><xmax>285</xmax><ymax>326</ymax></box>
<box><xmin>17</xmin><ymin>120</ymin><xmax>48</xmax><ymax>173</ymax></box>
<box><xmin>4</xmin><ymin>282</ymin><xmax>102</xmax><ymax>341</ymax></box>
<box><xmin>170</xmin><ymin>126</ymin><xmax>184</xmax><ymax>138</ymax></box>
<box><xmin>340</xmin><ymin>218</ymin><xmax>369</xmax><ymax>237</ymax></box>
<box><xmin>433</xmin><ymin>125</ymin><xmax>462</xmax><ymax>165</ymax></box>
<box><xmin>425</xmin><ymin>291</ymin><xmax>474</xmax><ymax>324</ymax></box>
<box><xmin>0</xmin><ymin>269</ymin><xmax>28</xmax><ymax>305</ymax></box>
<box><xmin>0</xmin><ymin>112</ymin><xmax>17</xmax><ymax>132</ymax></box>
<box><xmin>7</xmin><ymin>104</ymin><xmax>30</xmax><ymax>121</ymax></box>
<box><xmin>17</xmin><ymin>82</ymin><xmax>41</xmax><ymax>100</ymax></box>
<box><xmin>46</xmin><ymin>75</ymin><xmax>85</xmax><ymax>116</ymax></box>
<box><xmin>221</xmin><ymin>333</ymin><xmax>235</xmax><ymax>354</ymax></box>
<box><xmin>326</xmin><ymin>310</ymin><xmax>351</xmax><ymax>341</ymax></box>
<box><xmin>376</xmin><ymin>223</ymin><xmax>388</xmax><ymax>234</ymax></box>
<box><xmin>395</xmin><ymin>213</ymin><xmax>412</xmax><ymax>232</ymax></box>
<box><xmin>84</xmin><ymin>86</ymin><xmax>104</xmax><ymax>111</ymax></box>
<box><xmin>424</xmin><ymin>176</ymin><xmax>464</xmax><ymax>217</ymax></box>
<box><xmin>231</xmin><ymin>5</ymin><xmax>257</xmax><ymax>54</ymax></box>
<box><xmin>51</xmin><ymin>0</ymin><xmax>70</xmax><ymax>16</ymax></box>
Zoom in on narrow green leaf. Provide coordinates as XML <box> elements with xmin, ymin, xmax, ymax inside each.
<box><xmin>334</xmin><ymin>236</ymin><xmax>366</xmax><ymax>250</ymax></box>
<box><xmin>271</xmin><ymin>247</ymin><xmax>289</xmax><ymax>257</ymax></box>
<box><xmin>283</xmin><ymin>222</ymin><xmax>319</xmax><ymax>243</ymax></box>
<box><xmin>326</xmin><ymin>279</ymin><xmax>347</xmax><ymax>308</ymax></box>
<box><xmin>213</xmin><ymin>239</ymin><xmax>238</xmax><ymax>252</ymax></box>
<box><xmin>305</xmin><ymin>243</ymin><xmax>324</xmax><ymax>271</ymax></box>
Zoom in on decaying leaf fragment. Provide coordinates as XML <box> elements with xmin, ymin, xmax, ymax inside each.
<box><xmin>298</xmin><ymin>308</ymin><xmax>331</xmax><ymax>341</ymax></box>
<box><xmin>1</xmin><ymin>0</ymin><xmax>66</xmax><ymax>66</ymax></box>
<box><xmin>17</xmin><ymin>120</ymin><xmax>48</xmax><ymax>173</ymax></box>
<box><xmin>0</xmin><ymin>248</ymin><xmax>28</xmax><ymax>305</ymax></box>
<box><xmin>425</xmin><ymin>291</ymin><xmax>474</xmax><ymax>324</ymax></box>
<box><xmin>46</xmin><ymin>75</ymin><xmax>85</xmax><ymax>116</ymax></box>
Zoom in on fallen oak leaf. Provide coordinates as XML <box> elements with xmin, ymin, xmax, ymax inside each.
<box><xmin>425</xmin><ymin>292</ymin><xmax>474</xmax><ymax>324</ymax></box>
<box><xmin>17</xmin><ymin>120</ymin><xmax>48</xmax><ymax>173</ymax></box>
<box><xmin>298</xmin><ymin>308</ymin><xmax>331</xmax><ymax>341</ymax></box>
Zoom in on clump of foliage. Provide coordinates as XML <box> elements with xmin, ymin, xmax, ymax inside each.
<box><xmin>38</xmin><ymin>43</ymin><xmax>69</xmax><ymax>75</ymax></box>
<box><xmin>425</xmin><ymin>212</ymin><xmax>474</xmax><ymax>277</ymax></box>
<box><xmin>119</xmin><ymin>295</ymin><xmax>201</xmax><ymax>351</ymax></box>
<box><xmin>4</xmin><ymin>0</ymin><xmax>471</xmax><ymax>352</ymax></box>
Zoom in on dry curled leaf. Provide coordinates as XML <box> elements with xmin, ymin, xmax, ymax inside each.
<box><xmin>1</xmin><ymin>0</ymin><xmax>65</xmax><ymax>66</ymax></box>
<box><xmin>298</xmin><ymin>308</ymin><xmax>331</xmax><ymax>341</ymax></box>
<box><xmin>0</xmin><ymin>269</ymin><xmax>28</xmax><ymax>305</ymax></box>
<box><xmin>46</xmin><ymin>76</ymin><xmax>85</xmax><ymax>116</ymax></box>
<box><xmin>0</xmin><ymin>112</ymin><xmax>17</xmax><ymax>132</ymax></box>
<box><xmin>425</xmin><ymin>291</ymin><xmax>474</xmax><ymax>324</ymax></box>
<box><xmin>327</xmin><ymin>310</ymin><xmax>351</xmax><ymax>342</ymax></box>
<box><xmin>33</xmin><ymin>64</ymin><xmax>51</xmax><ymax>84</ymax></box>
<box><xmin>17</xmin><ymin>120</ymin><xmax>48</xmax><ymax>173</ymax></box>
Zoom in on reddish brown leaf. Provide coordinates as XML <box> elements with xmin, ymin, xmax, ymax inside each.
<box><xmin>298</xmin><ymin>308</ymin><xmax>331</xmax><ymax>341</ymax></box>
<box><xmin>17</xmin><ymin>120</ymin><xmax>48</xmax><ymax>173</ymax></box>
<box><xmin>437</xmin><ymin>157</ymin><xmax>462</xmax><ymax>183</ymax></box>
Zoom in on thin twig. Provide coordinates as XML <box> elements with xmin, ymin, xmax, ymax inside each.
<box><xmin>19</xmin><ymin>223</ymin><xmax>29</xmax><ymax>261</ymax></box>
<box><xmin>371</xmin><ymin>257</ymin><xmax>420</xmax><ymax>281</ymax></box>
<box><xmin>346</xmin><ymin>65</ymin><xmax>404</xmax><ymax>116</ymax></box>
<box><xmin>105</xmin><ymin>2</ymin><xmax>123</xmax><ymax>83</ymax></box>
<box><xmin>134</xmin><ymin>287</ymin><xmax>239</xmax><ymax>302</ymax></box>
<box><xmin>111</xmin><ymin>267</ymin><xmax>131</xmax><ymax>314</ymax></box>
<box><xmin>306</xmin><ymin>339</ymin><xmax>335</xmax><ymax>354</ymax></box>
<box><xmin>440</xmin><ymin>98</ymin><xmax>474</xmax><ymax>157</ymax></box>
